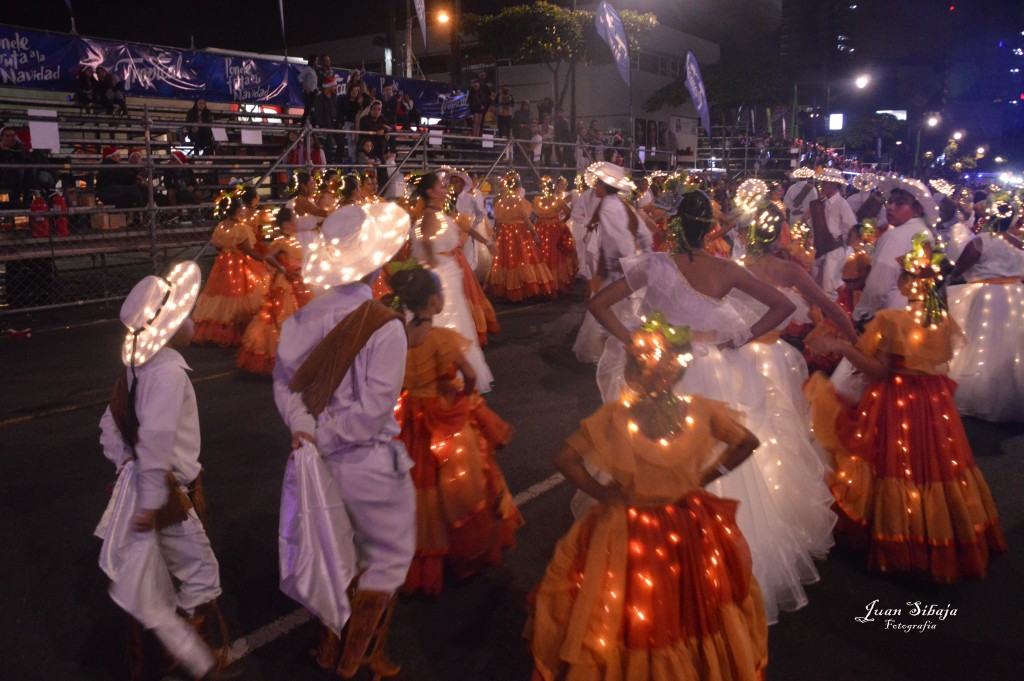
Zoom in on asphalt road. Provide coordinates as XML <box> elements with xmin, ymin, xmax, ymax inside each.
<box><xmin>2</xmin><ymin>297</ymin><xmax>1022</xmax><ymax>681</ymax></box>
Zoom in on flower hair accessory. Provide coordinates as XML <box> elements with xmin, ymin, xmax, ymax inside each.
<box><xmin>900</xmin><ymin>233</ymin><xmax>947</xmax><ymax>328</ymax></box>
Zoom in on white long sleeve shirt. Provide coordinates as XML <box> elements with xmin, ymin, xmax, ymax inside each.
<box><xmin>571</xmin><ymin>188</ymin><xmax>598</xmax><ymax>226</ymax></box>
<box><xmin>98</xmin><ymin>348</ymin><xmax>201</xmax><ymax>511</ymax></box>
<box><xmin>783</xmin><ymin>181</ymin><xmax>818</xmax><ymax>218</ymax></box>
<box><xmin>273</xmin><ymin>283</ymin><xmax>406</xmax><ymax>462</ymax></box>
<box><xmin>598</xmin><ymin>195</ymin><xmax>652</xmax><ymax>278</ymax></box>
<box><xmin>823</xmin><ymin>191</ymin><xmax>857</xmax><ymax>239</ymax></box>
<box><xmin>853</xmin><ymin>216</ymin><xmax>935</xmax><ymax>321</ymax></box>
<box><xmin>456</xmin><ymin>189</ymin><xmax>486</xmax><ymax>227</ymax></box>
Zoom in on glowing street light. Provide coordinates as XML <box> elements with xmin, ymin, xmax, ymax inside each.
<box><xmin>438</xmin><ymin>10</ymin><xmax>450</xmax><ymax>23</ymax></box>
<box><xmin>855</xmin><ymin>74</ymin><xmax>871</xmax><ymax>89</ymax></box>
<box><xmin>927</xmin><ymin>116</ymin><xmax>940</xmax><ymax>127</ymax></box>
<box><xmin>976</xmin><ymin>146</ymin><xmax>986</xmax><ymax>155</ymax></box>
<box><xmin>953</xmin><ymin>131</ymin><xmax>963</xmax><ymax>140</ymax></box>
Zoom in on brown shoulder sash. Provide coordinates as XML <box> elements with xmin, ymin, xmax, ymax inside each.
<box><xmin>792</xmin><ymin>181</ymin><xmax>813</xmax><ymax>208</ymax></box>
<box><xmin>289</xmin><ymin>300</ymin><xmax>402</xmax><ymax>418</ymax></box>
<box><xmin>855</xmin><ymin>193</ymin><xmax>883</xmax><ymax>222</ymax></box>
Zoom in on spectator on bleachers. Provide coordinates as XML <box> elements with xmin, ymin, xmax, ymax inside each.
<box><xmin>96</xmin><ymin>146</ymin><xmax>145</xmax><ymax>208</ymax></box>
<box><xmin>92</xmin><ymin>67</ymin><xmax>127</xmax><ymax>115</ymax></box>
<box><xmin>537</xmin><ymin>97</ymin><xmax>554</xmax><ymax>122</ymax></box>
<box><xmin>0</xmin><ymin>126</ymin><xmax>31</xmax><ymax>207</ymax></box>
<box><xmin>74</xmin><ymin>66</ymin><xmax>94</xmax><ymax>110</ymax></box>
<box><xmin>396</xmin><ymin>92</ymin><xmax>420</xmax><ymax>130</ymax></box>
<box><xmin>513</xmin><ymin>102</ymin><xmax>532</xmax><ymax>142</ymax></box>
<box><xmin>469</xmin><ymin>79</ymin><xmax>488</xmax><ymax>137</ymax></box>
<box><xmin>381</xmin><ymin>83</ymin><xmax>398</xmax><ymax>128</ymax></box>
<box><xmin>540</xmin><ymin>112</ymin><xmax>554</xmax><ymax>167</ymax></box>
<box><xmin>529</xmin><ymin>122</ymin><xmax>543</xmax><ymax>164</ymax></box>
<box><xmin>496</xmin><ymin>85</ymin><xmax>514</xmax><ymax>138</ymax></box>
<box><xmin>162</xmin><ymin>150</ymin><xmax>199</xmax><ymax>206</ymax></box>
<box><xmin>312</xmin><ymin>78</ymin><xmax>340</xmax><ymax>163</ymax></box>
<box><xmin>338</xmin><ymin>86</ymin><xmax>362</xmax><ymax>162</ymax></box>
<box><xmin>185</xmin><ymin>98</ymin><xmax>217</xmax><ymax>155</ymax></box>
<box><xmin>358</xmin><ymin>100</ymin><xmax>391</xmax><ymax>160</ymax></box>
<box><xmin>299</xmin><ymin>54</ymin><xmax>319</xmax><ymax>125</ymax></box>
<box><xmin>317</xmin><ymin>54</ymin><xmax>334</xmax><ymax>89</ymax></box>
<box><xmin>346</xmin><ymin>69</ymin><xmax>363</xmax><ymax>95</ymax></box>
<box><xmin>553</xmin><ymin>107</ymin><xmax>572</xmax><ymax>168</ymax></box>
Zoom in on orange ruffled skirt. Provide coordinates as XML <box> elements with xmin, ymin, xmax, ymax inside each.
<box><xmin>536</xmin><ymin>218</ymin><xmax>578</xmax><ymax>296</ymax></box>
<box><xmin>805</xmin><ymin>372</ymin><xmax>1007</xmax><ymax>582</ymax></box>
<box><xmin>486</xmin><ymin>222</ymin><xmax>556</xmax><ymax>302</ymax></box>
<box><xmin>529</xmin><ymin>492</ymin><xmax>768</xmax><ymax>681</ymax></box>
<box><xmin>397</xmin><ymin>392</ymin><xmax>522</xmax><ymax>595</ymax></box>
<box><xmin>192</xmin><ymin>251</ymin><xmax>268</xmax><ymax>346</ymax></box>
<box><xmin>237</xmin><ymin>269</ymin><xmax>313</xmax><ymax>374</ymax></box>
<box><xmin>452</xmin><ymin>247</ymin><xmax>500</xmax><ymax>345</ymax></box>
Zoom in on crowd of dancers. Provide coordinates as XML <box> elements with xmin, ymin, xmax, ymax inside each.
<box><xmin>93</xmin><ymin>158</ymin><xmax>1022</xmax><ymax>680</ymax></box>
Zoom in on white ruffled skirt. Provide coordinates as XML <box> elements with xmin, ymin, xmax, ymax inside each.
<box><xmin>432</xmin><ymin>255</ymin><xmax>494</xmax><ymax>393</ymax></box>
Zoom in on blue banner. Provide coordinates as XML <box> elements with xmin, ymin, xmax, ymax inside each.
<box><xmin>684</xmin><ymin>51</ymin><xmax>711</xmax><ymax>140</ymax></box>
<box><xmin>0</xmin><ymin>24</ymin><xmax>472</xmax><ymax>117</ymax></box>
<box><xmin>595</xmin><ymin>1</ymin><xmax>630</xmax><ymax>88</ymax></box>
<box><xmin>0</xmin><ymin>27</ymin><xmax>78</xmax><ymax>90</ymax></box>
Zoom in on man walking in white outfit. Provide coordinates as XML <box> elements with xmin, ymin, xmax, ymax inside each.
<box><xmin>273</xmin><ymin>202</ymin><xmax>415</xmax><ymax>679</ymax></box>
<box><xmin>812</xmin><ymin>168</ymin><xmax>857</xmax><ymax>300</ymax></box>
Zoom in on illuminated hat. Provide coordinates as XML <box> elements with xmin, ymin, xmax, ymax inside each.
<box><xmin>584</xmin><ymin>161</ymin><xmax>635</xmax><ymax>192</ymax></box>
<box><xmin>852</xmin><ymin>172</ymin><xmax>879</xmax><ymax>192</ymax></box>
<box><xmin>734</xmin><ymin>178</ymin><xmax>769</xmax><ymax>213</ymax></box>
<box><xmin>815</xmin><ymin>167</ymin><xmax>847</xmax><ymax>185</ymax></box>
<box><xmin>119</xmin><ymin>261</ymin><xmax>201</xmax><ymax>367</ymax></box>
<box><xmin>303</xmin><ymin>202</ymin><xmax>410</xmax><ymax>288</ymax></box>
<box><xmin>929</xmin><ymin>178</ymin><xmax>955</xmax><ymax>196</ymax></box>
<box><xmin>877</xmin><ymin>175</ymin><xmax>940</xmax><ymax>226</ymax></box>
<box><xmin>791</xmin><ymin>166</ymin><xmax>815</xmax><ymax>180</ymax></box>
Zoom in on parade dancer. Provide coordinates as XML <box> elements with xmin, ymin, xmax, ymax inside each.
<box><xmin>810</xmin><ymin>168</ymin><xmax>857</xmax><ymax>300</ymax></box>
<box><xmin>97</xmin><ymin>262</ymin><xmax>237</xmax><ymax>680</ymax></box>
<box><xmin>388</xmin><ymin>264</ymin><xmax>521</xmax><ymax>595</ymax></box>
<box><xmin>533</xmin><ymin>175</ymin><xmax>577</xmax><ymax>295</ymax></box>
<box><xmin>806</xmin><ymin>237</ymin><xmax>1007</xmax><ymax>582</ymax></box>
<box><xmin>273</xmin><ymin>202</ymin><xmax>416</xmax><ymax>678</ymax></box>
<box><xmin>529</xmin><ymin>318</ymin><xmax>768</xmax><ymax>681</ymax></box>
<box><xmin>486</xmin><ymin>171</ymin><xmax>557</xmax><ymax>302</ymax></box>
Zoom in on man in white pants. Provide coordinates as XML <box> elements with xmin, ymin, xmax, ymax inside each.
<box><xmin>273</xmin><ymin>202</ymin><xmax>415</xmax><ymax>679</ymax></box>
<box><xmin>97</xmin><ymin>261</ymin><xmax>236</xmax><ymax>680</ymax></box>
<box><xmin>813</xmin><ymin>167</ymin><xmax>857</xmax><ymax>300</ymax></box>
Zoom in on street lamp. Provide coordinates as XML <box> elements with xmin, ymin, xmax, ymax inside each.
<box><xmin>855</xmin><ymin>74</ymin><xmax>871</xmax><ymax>89</ymax></box>
<box><xmin>927</xmin><ymin>115</ymin><xmax>940</xmax><ymax>127</ymax></box>
<box><xmin>437</xmin><ymin>10</ymin><xmax>450</xmax><ymax>23</ymax></box>
<box><xmin>953</xmin><ymin>130</ymin><xmax>963</xmax><ymax>140</ymax></box>
<box><xmin>977</xmin><ymin>146</ymin><xmax>986</xmax><ymax>156</ymax></box>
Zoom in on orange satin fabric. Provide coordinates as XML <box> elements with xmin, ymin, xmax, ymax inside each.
<box><xmin>486</xmin><ymin>221</ymin><xmax>557</xmax><ymax>302</ymax></box>
<box><xmin>452</xmin><ymin>246</ymin><xmax>500</xmax><ymax>345</ymax></box>
<box><xmin>535</xmin><ymin>217</ymin><xmax>578</xmax><ymax>295</ymax></box>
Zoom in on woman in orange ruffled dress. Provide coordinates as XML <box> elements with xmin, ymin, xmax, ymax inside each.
<box><xmin>533</xmin><ymin>176</ymin><xmax>577</xmax><ymax>295</ymax></box>
<box><xmin>192</xmin><ymin>195</ymin><xmax>267</xmax><ymax>346</ymax></box>
<box><xmin>389</xmin><ymin>264</ymin><xmax>522</xmax><ymax>596</ymax></box>
<box><xmin>236</xmin><ymin>207</ymin><xmax>313</xmax><ymax>374</ymax></box>
<box><xmin>486</xmin><ymin>171</ymin><xmax>556</xmax><ymax>302</ymax></box>
<box><xmin>240</xmin><ymin>185</ymin><xmax>270</xmax><ymax>258</ymax></box>
<box><xmin>529</xmin><ymin>317</ymin><xmax>767</xmax><ymax>681</ymax></box>
<box><xmin>805</xmin><ymin>239</ymin><xmax>1007</xmax><ymax>582</ymax></box>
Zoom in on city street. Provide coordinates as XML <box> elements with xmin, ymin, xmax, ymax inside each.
<box><xmin>2</xmin><ymin>296</ymin><xmax>1022</xmax><ymax>681</ymax></box>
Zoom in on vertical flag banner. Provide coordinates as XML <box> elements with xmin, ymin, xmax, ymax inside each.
<box><xmin>595</xmin><ymin>1</ymin><xmax>630</xmax><ymax>88</ymax></box>
<box><xmin>414</xmin><ymin>0</ymin><xmax>427</xmax><ymax>49</ymax></box>
<box><xmin>684</xmin><ymin>51</ymin><xmax>711</xmax><ymax>139</ymax></box>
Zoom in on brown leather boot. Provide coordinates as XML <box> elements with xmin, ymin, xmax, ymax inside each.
<box><xmin>336</xmin><ymin>590</ymin><xmax>393</xmax><ymax>679</ymax></box>
<box><xmin>366</xmin><ymin>597</ymin><xmax>401</xmax><ymax>678</ymax></box>
<box><xmin>186</xmin><ymin>600</ymin><xmax>230</xmax><ymax>670</ymax></box>
<box><xmin>313</xmin><ymin>624</ymin><xmax>342</xmax><ymax>672</ymax></box>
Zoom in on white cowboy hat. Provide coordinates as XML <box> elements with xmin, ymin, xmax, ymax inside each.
<box><xmin>120</xmin><ymin>261</ymin><xmax>201</xmax><ymax>367</ymax></box>
<box><xmin>877</xmin><ymin>176</ymin><xmax>941</xmax><ymax>226</ymax></box>
<box><xmin>852</xmin><ymin>172</ymin><xmax>879</xmax><ymax>192</ymax></box>
<box><xmin>815</xmin><ymin>167</ymin><xmax>848</xmax><ymax>185</ymax></box>
<box><xmin>584</xmin><ymin>161</ymin><xmax>635</xmax><ymax>192</ymax></box>
<box><xmin>790</xmin><ymin>166</ymin><xmax>816</xmax><ymax>180</ymax></box>
<box><xmin>929</xmin><ymin>178</ymin><xmax>955</xmax><ymax>196</ymax></box>
<box><xmin>303</xmin><ymin>202</ymin><xmax>410</xmax><ymax>288</ymax></box>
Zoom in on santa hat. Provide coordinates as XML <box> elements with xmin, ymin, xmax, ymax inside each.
<box><xmin>170</xmin><ymin>150</ymin><xmax>188</xmax><ymax>164</ymax></box>
<box><xmin>102</xmin><ymin>146</ymin><xmax>121</xmax><ymax>161</ymax></box>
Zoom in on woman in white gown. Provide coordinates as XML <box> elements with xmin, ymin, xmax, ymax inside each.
<box><xmin>947</xmin><ymin>201</ymin><xmax>1024</xmax><ymax>422</ymax></box>
<box><xmin>411</xmin><ymin>171</ymin><xmax>495</xmax><ymax>393</ymax></box>
<box><xmin>587</xmin><ymin>189</ymin><xmax>833</xmax><ymax>624</ymax></box>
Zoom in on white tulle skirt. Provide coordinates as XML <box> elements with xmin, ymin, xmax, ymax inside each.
<box><xmin>948</xmin><ymin>281</ymin><xmax>1024</xmax><ymax>422</ymax></box>
<box><xmin>432</xmin><ymin>255</ymin><xmax>495</xmax><ymax>393</ymax></box>
<box><xmin>596</xmin><ymin>338</ymin><xmax>835</xmax><ymax>624</ymax></box>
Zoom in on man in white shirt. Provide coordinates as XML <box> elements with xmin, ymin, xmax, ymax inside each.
<box><xmin>274</xmin><ymin>203</ymin><xmax>414</xmax><ymax>678</ymax></box>
<box><xmin>783</xmin><ymin>167</ymin><xmax>818</xmax><ymax>221</ymax></box>
<box><xmin>570</xmin><ymin>183</ymin><xmax>599</xmax><ymax>280</ymax></box>
<box><xmin>853</xmin><ymin>178</ymin><xmax>937</xmax><ymax>323</ymax></box>
<box><xmin>97</xmin><ymin>262</ymin><xmax>236</xmax><ymax>680</ymax></box>
<box><xmin>299</xmin><ymin>54</ymin><xmax>320</xmax><ymax>125</ymax></box>
<box><xmin>814</xmin><ymin>169</ymin><xmax>858</xmax><ymax>300</ymax></box>
<box><xmin>451</xmin><ymin>171</ymin><xmax>493</xmax><ymax>273</ymax></box>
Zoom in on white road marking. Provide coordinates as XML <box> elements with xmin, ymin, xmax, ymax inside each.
<box><xmin>221</xmin><ymin>473</ymin><xmax>567</xmax><ymax>663</ymax></box>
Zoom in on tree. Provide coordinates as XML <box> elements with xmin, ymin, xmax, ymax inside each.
<box><xmin>463</xmin><ymin>2</ymin><xmax>657</xmax><ymax>109</ymax></box>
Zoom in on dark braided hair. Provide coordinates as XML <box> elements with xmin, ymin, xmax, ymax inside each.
<box><xmin>388</xmin><ymin>265</ymin><xmax>442</xmax><ymax>318</ymax></box>
<box><xmin>667</xmin><ymin>190</ymin><xmax>715</xmax><ymax>259</ymax></box>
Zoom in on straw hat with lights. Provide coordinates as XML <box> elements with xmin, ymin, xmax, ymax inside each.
<box><xmin>791</xmin><ymin>166</ymin><xmax>816</xmax><ymax>180</ymax></box>
<box><xmin>303</xmin><ymin>202</ymin><xmax>410</xmax><ymax>289</ymax></box>
<box><xmin>929</xmin><ymin>178</ymin><xmax>955</xmax><ymax>197</ymax></box>
<box><xmin>584</xmin><ymin>161</ymin><xmax>635</xmax><ymax>192</ymax></box>
<box><xmin>877</xmin><ymin>176</ymin><xmax>941</xmax><ymax>226</ymax></box>
<box><xmin>119</xmin><ymin>261</ymin><xmax>202</xmax><ymax>368</ymax></box>
<box><xmin>815</xmin><ymin>167</ymin><xmax>848</xmax><ymax>185</ymax></box>
<box><xmin>852</xmin><ymin>172</ymin><xmax>879</xmax><ymax>192</ymax></box>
